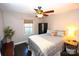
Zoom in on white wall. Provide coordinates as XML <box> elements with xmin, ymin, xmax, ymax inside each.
<box><xmin>45</xmin><ymin>9</ymin><xmax>79</xmax><ymax>31</ymax></box>
<box><xmin>0</xmin><ymin>11</ymin><xmax>44</xmax><ymax>43</ymax></box>
<box><xmin>0</xmin><ymin>10</ymin><xmax>4</xmax><ymax>40</ymax></box>
<box><xmin>33</xmin><ymin>18</ymin><xmax>45</xmax><ymax>34</ymax></box>
<box><xmin>2</xmin><ymin>11</ymin><xmax>25</xmax><ymax>43</ymax></box>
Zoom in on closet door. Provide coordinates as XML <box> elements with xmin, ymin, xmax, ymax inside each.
<box><xmin>44</xmin><ymin>23</ymin><xmax>48</xmax><ymax>33</ymax></box>
<box><xmin>38</xmin><ymin>23</ymin><xmax>48</xmax><ymax>34</ymax></box>
<box><xmin>38</xmin><ymin>23</ymin><xmax>42</xmax><ymax>34</ymax></box>
<box><xmin>42</xmin><ymin>23</ymin><xmax>44</xmax><ymax>33</ymax></box>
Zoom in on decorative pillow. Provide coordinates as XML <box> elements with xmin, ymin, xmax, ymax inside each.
<box><xmin>51</xmin><ymin>31</ymin><xmax>57</xmax><ymax>36</ymax></box>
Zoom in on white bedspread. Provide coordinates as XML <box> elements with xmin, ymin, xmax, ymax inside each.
<box><xmin>29</xmin><ymin>34</ymin><xmax>63</xmax><ymax>56</ymax></box>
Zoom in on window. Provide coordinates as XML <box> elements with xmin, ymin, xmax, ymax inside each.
<box><xmin>24</xmin><ymin>23</ymin><xmax>33</xmax><ymax>35</ymax></box>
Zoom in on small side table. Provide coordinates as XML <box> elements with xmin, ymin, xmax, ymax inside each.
<box><xmin>2</xmin><ymin>41</ymin><xmax>14</xmax><ymax>56</ymax></box>
<box><xmin>60</xmin><ymin>43</ymin><xmax>78</xmax><ymax>56</ymax></box>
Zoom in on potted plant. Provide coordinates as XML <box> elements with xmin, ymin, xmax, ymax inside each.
<box><xmin>3</xmin><ymin>26</ymin><xmax>15</xmax><ymax>43</ymax></box>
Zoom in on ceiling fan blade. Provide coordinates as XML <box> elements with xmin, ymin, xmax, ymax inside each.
<box><xmin>44</xmin><ymin>10</ymin><xmax>54</xmax><ymax>13</ymax></box>
<box><xmin>34</xmin><ymin>9</ymin><xmax>38</xmax><ymax>11</ymax></box>
<box><xmin>43</xmin><ymin>13</ymin><xmax>49</xmax><ymax>16</ymax></box>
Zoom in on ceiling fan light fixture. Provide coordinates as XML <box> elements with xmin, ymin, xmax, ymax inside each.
<box><xmin>34</xmin><ymin>6</ymin><xmax>54</xmax><ymax>18</ymax></box>
<box><xmin>37</xmin><ymin>14</ymin><xmax>43</xmax><ymax>18</ymax></box>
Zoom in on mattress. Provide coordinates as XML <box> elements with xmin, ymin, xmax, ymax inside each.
<box><xmin>29</xmin><ymin>34</ymin><xmax>64</xmax><ymax>56</ymax></box>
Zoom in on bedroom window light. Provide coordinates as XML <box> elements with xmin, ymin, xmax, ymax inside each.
<box><xmin>24</xmin><ymin>23</ymin><xmax>33</xmax><ymax>36</ymax></box>
<box><xmin>24</xmin><ymin>20</ymin><xmax>33</xmax><ymax>36</ymax></box>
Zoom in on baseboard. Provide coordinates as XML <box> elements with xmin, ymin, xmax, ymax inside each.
<box><xmin>14</xmin><ymin>40</ymin><xmax>27</xmax><ymax>45</ymax></box>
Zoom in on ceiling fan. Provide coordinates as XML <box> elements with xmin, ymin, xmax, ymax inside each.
<box><xmin>34</xmin><ymin>6</ymin><xmax>54</xmax><ymax>18</ymax></box>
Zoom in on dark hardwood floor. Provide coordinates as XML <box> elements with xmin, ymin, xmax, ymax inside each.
<box><xmin>14</xmin><ymin>42</ymin><xmax>31</xmax><ymax>56</ymax></box>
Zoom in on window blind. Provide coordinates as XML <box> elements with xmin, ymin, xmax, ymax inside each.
<box><xmin>24</xmin><ymin>20</ymin><xmax>33</xmax><ymax>23</ymax></box>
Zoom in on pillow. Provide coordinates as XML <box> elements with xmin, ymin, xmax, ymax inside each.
<box><xmin>47</xmin><ymin>30</ymin><xmax>51</xmax><ymax>34</ymax></box>
<box><xmin>56</xmin><ymin>30</ymin><xmax>65</xmax><ymax>37</ymax></box>
<box><xmin>47</xmin><ymin>30</ymin><xmax>51</xmax><ymax>35</ymax></box>
<box><xmin>51</xmin><ymin>32</ymin><xmax>57</xmax><ymax>36</ymax></box>
<box><xmin>51</xmin><ymin>31</ymin><xmax>57</xmax><ymax>36</ymax></box>
<box><xmin>47</xmin><ymin>30</ymin><xmax>65</xmax><ymax>37</ymax></box>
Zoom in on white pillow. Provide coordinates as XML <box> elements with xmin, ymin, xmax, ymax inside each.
<box><xmin>56</xmin><ymin>30</ymin><xmax>65</xmax><ymax>37</ymax></box>
<box><xmin>47</xmin><ymin>30</ymin><xmax>51</xmax><ymax>34</ymax></box>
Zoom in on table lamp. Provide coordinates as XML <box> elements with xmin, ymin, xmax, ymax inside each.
<box><xmin>64</xmin><ymin>25</ymin><xmax>79</xmax><ymax>46</ymax></box>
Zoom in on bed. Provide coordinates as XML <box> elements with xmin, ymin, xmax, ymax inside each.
<box><xmin>28</xmin><ymin>34</ymin><xmax>64</xmax><ymax>56</ymax></box>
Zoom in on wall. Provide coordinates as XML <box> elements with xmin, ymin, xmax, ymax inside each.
<box><xmin>45</xmin><ymin>9</ymin><xmax>79</xmax><ymax>31</ymax></box>
<box><xmin>2</xmin><ymin>11</ymin><xmax>25</xmax><ymax>43</ymax></box>
<box><xmin>33</xmin><ymin>18</ymin><xmax>45</xmax><ymax>34</ymax></box>
<box><xmin>0</xmin><ymin>10</ymin><xmax>4</xmax><ymax>40</ymax></box>
<box><xmin>1</xmin><ymin>11</ymin><xmax>44</xmax><ymax>43</ymax></box>
<box><xmin>44</xmin><ymin>6</ymin><xmax>79</xmax><ymax>53</ymax></box>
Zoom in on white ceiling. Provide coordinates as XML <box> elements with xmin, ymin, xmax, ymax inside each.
<box><xmin>0</xmin><ymin>1</ymin><xmax>79</xmax><ymax>16</ymax></box>
<box><xmin>0</xmin><ymin>3</ymin><xmax>67</xmax><ymax>13</ymax></box>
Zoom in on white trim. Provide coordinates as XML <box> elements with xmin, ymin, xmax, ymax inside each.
<box><xmin>14</xmin><ymin>40</ymin><xmax>27</xmax><ymax>45</ymax></box>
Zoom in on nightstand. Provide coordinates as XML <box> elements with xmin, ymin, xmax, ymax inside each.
<box><xmin>2</xmin><ymin>41</ymin><xmax>14</xmax><ymax>56</ymax></box>
<box><xmin>60</xmin><ymin>43</ymin><xmax>78</xmax><ymax>56</ymax></box>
